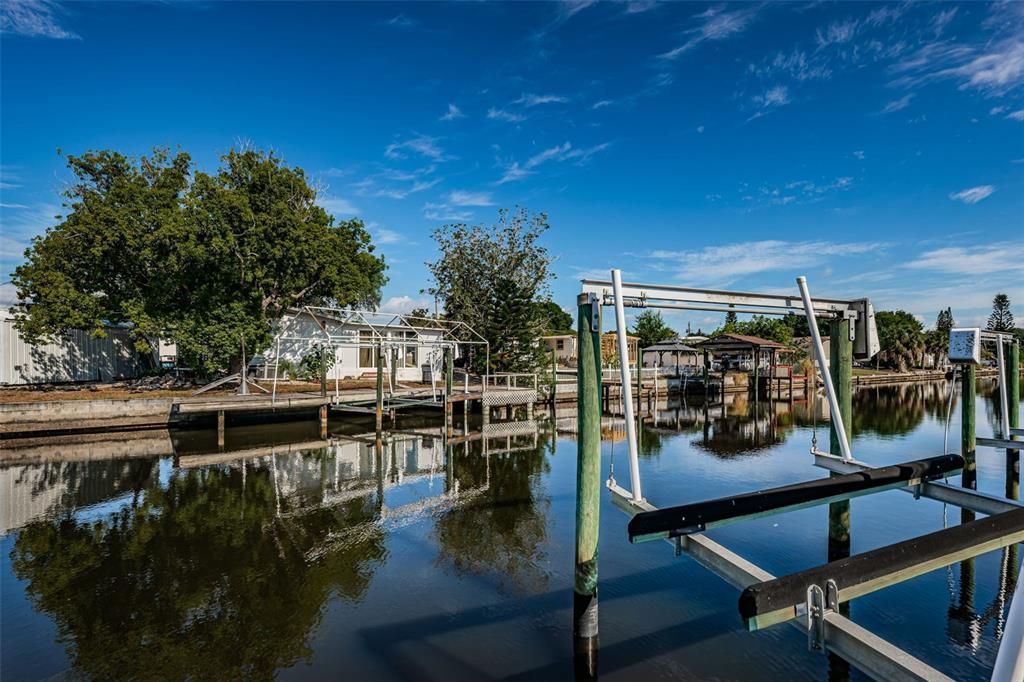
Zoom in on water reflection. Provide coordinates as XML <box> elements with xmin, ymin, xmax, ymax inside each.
<box><xmin>3</xmin><ymin>415</ymin><xmax>550</xmax><ymax>680</ymax></box>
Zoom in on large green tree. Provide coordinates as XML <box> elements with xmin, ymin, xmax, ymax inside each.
<box><xmin>988</xmin><ymin>293</ymin><xmax>1015</xmax><ymax>332</ymax></box>
<box><xmin>12</xmin><ymin>147</ymin><xmax>386</xmax><ymax>374</ymax></box>
<box><xmin>875</xmin><ymin>310</ymin><xmax>924</xmax><ymax>372</ymax></box>
<box><xmin>425</xmin><ymin>207</ymin><xmax>553</xmax><ymax>372</ymax></box>
<box><xmin>631</xmin><ymin>309</ymin><xmax>676</xmax><ymax>349</ymax></box>
<box><xmin>534</xmin><ymin>299</ymin><xmax>573</xmax><ymax>334</ymax></box>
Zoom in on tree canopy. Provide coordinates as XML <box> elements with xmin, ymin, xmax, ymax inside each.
<box><xmin>425</xmin><ymin>207</ymin><xmax>553</xmax><ymax>372</ymax></box>
<box><xmin>875</xmin><ymin>310</ymin><xmax>924</xmax><ymax>372</ymax></box>
<box><xmin>12</xmin><ymin>147</ymin><xmax>386</xmax><ymax>373</ymax></box>
<box><xmin>631</xmin><ymin>309</ymin><xmax>676</xmax><ymax>348</ymax></box>
<box><xmin>988</xmin><ymin>294</ymin><xmax>1014</xmax><ymax>332</ymax></box>
<box><xmin>535</xmin><ymin>300</ymin><xmax>573</xmax><ymax>335</ymax></box>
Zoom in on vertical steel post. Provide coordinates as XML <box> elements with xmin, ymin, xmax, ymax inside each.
<box><xmin>574</xmin><ymin>293</ymin><xmax>602</xmax><ymax>678</ymax></box>
<box><xmin>375</xmin><ymin>343</ymin><xmax>384</xmax><ymax>433</ymax></box>
<box><xmin>444</xmin><ymin>346</ymin><xmax>454</xmax><ymax>437</ymax></box>
<box><xmin>611</xmin><ymin>270</ymin><xmax>642</xmax><ymax>501</ymax></box>
<box><xmin>551</xmin><ymin>346</ymin><xmax>558</xmax><ymax>405</ymax></box>
<box><xmin>997</xmin><ymin>338</ymin><xmax>1011</xmax><ymax>439</ymax></box>
<box><xmin>1007</xmin><ymin>341</ymin><xmax>1020</xmax><ymax>500</ymax></box>
<box><xmin>319</xmin><ymin>343</ymin><xmax>327</xmax><ymax>398</ymax></box>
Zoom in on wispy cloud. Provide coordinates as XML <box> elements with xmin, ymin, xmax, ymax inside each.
<box><xmin>513</xmin><ymin>93</ymin><xmax>569</xmax><ymax>107</ymax></box>
<box><xmin>748</xmin><ymin>85</ymin><xmax>790</xmax><ymax>120</ymax></box>
<box><xmin>658</xmin><ymin>4</ymin><xmax>760</xmax><ymax>60</ymax></box>
<box><xmin>646</xmin><ymin>240</ymin><xmax>882</xmax><ymax>283</ymax></box>
<box><xmin>423</xmin><ymin>202</ymin><xmax>473</xmax><ymax>222</ymax></box>
<box><xmin>904</xmin><ymin>243</ymin><xmax>1024</xmax><ymax>274</ymax></box>
<box><xmin>371</xmin><ymin>226</ymin><xmax>404</xmax><ymax>245</ymax></box>
<box><xmin>852</xmin><ymin>150</ymin><xmax>865</xmax><ymax>160</ymax></box>
<box><xmin>948</xmin><ymin>185</ymin><xmax>996</xmax><ymax>204</ymax></box>
<box><xmin>591</xmin><ymin>99</ymin><xmax>614</xmax><ymax>109</ymax></box>
<box><xmin>318</xmin><ymin>196</ymin><xmax>360</xmax><ymax>217</ymax></box>
<box><xmin>624</xmin><ymin>0</ymin><xmax>657</xmax><ymax>14</ymax></box>
<box><xmin>815</xmin><ymin>18</ymin><xmax>859</xmax><ymax>48</ymax></box>
<box><xmin>1</xmin><ymin>0</ymin><xmax>77</xmax><ymax>39</ymax></box>
<box><xmin>882</xmin><ymin>93</ymin><xmax>913</xmax><ymax>113</ymax></box>
<box><xmin>447</xmin><ymin>190</ymin><xmax>494</xmax><ymax>207</ymax></box>
<box><xmin>385</xmin><ymin>13</ymin><xmax>415</xmax><ymax>29</ymax></box>
<box><xmin>497</xmin><ymin>141</ymin><xmax>610</xmax><ymax>184</ymax></box>
<box><xmin>1008</xmin><ymin>109</ymin><xmax>1024</xmax><ymax>121</ymax></box>
<box><xmin>487</xmin><ymin>107</ymin><xmax>526</xmax><ymax>124</ymax></box>
<box><xmin>891</xmin><ymin>38</ymin><xmax>1024</xmax><ymax>98</ymax></box>
<box><xmin>439</xmin><ymin>103</ymin><xmax>464</xmax><ymax>121</ymax></box>
<box><xmin>350</xmin><ymin>165</ymin><xmax>440</xmax><ymax>200</ymax></box>
<box><xmin>384</xmin><ymin>135</ymin><xmax>448</xmax><ymax>161</ymax></box>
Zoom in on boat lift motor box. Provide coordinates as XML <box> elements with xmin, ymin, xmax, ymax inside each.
<box><xmin>851</xmin><ymin>299</ymin><xmax>880</xmax><ymax>360</ymax></box>
<box><xmin>948</xmin><ymin>328</ymin><xmax>981</xmax><ymax>365</ymax></box>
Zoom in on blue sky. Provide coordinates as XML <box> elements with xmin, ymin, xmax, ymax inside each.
<box><xmin>1</xmin><ymin>0</ymin><xmax>1022</xmax><ymax>332</ymax></box>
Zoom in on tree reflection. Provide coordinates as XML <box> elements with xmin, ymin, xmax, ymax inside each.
<box><xmin>431</xmin><ymin>428</ymin><xmax>552</xmax><ymax>594</ymax></box>
<box><xmin>10</xmin><ymin>457</ymin><xmax>386</xmax><ymax>679</ymax></box>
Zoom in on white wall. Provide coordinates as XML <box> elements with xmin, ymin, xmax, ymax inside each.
<box><xmin>1</xmin><ymin>309</ymin><xmax>144</xmax><ymax>385</ymax></box>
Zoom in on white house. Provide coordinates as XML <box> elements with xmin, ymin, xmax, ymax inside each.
<box><xmin>265</xmin><ymin>308</ymin><xmax>471</xmax><ymax>384</ymax></box>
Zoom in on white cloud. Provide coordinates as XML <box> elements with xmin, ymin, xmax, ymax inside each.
<box><xmin>948</xmin><ymin>185</ymin><xmax>996</xmax><ymax>204</ymax></box>
<box><xmin>384</xmin><ymin>135</ymin><xmax>448</xmax><ymax>161</ymax></box>
<box><xmin>852</xmin><ymin>150</ymin><xmax>865</xmax><ymax>160</ymax></box>
<box><xmin>1007</xmin><ymin>109</ymin><xmax>1024</xmax><ymax>121</ymax></box>
<box><xmin>0</xmin><ymin>202</ymin><xmax>28</xmax><ymax>209</ymax></box>
<box><xmin>748</xmin><ymin>85</ymin><xmax>790</xmax><ymax>120</ymax></box>
<box><xmin>423</xmin><ymin>202</ymin><xmax>472</xmax><ymax>222</ymax></box>
<box><xmin>1</xmin><ymin>0</ymin><xmax>77</xmax><ymax>39</ymax></box>
<box><xmin>497</xmin><ymin>141</ymin><xmax>609</xmax><ymax>184</ymax></box>
<box><xmin>815</xmin><ymin>18</ymin><xmax>859</xmax><ymax>48</ymax></box>
<box><xmin>318</xmin><ymin>196</ymin><xmax>360</xmax><ymax>217</ymax></box>
<box><xmin>658</xmin><ymin>4</ymin><xmax>759</xmax><ymax>60</ymax></box>
<box><xmin>625</xmin><ymin>0</ymin><xmax>657</xmax><ymax>14</ymax></box>
<box><xmin>646</xmin><ymin>240</ymin><xmax>882</xmax><ymax>283</ymax></box>
<box><xmin>0</xmin><ymin>282</ymin><xmax>18</xmax><ymax>307</ymax></box>
<box><xmin>882</xmin><ymin>94</ymin><xmax>913</xmax><ymax>113</ymax></box>
<box><xmin>385</xmin><ymin>14</ymin><xmax>415</xmax><ymax>28</ymax></box>
<box><xmin>379</xmin><ymin>295</ymin><xmax>432</xmax><ymax>314</ymax></box>
<box><xmin>592</xmin><ymin>99</ymin><xmax>614</xmax><ymax>109</ymax></box>
<box><xmin>904</xmin><ymin>244</ymin><xmax>1024</xmax><ymax>275</ymax></box>
<box><xmin>439</xmin><ymin>103</ymin><xmax>464</xmax><ymax>121</ymax></box>
<box><xmin>931</xmin><ymin>7</ymin><xmax>958</xmax><ymax>37</ymax></box>
<box><xmin>891</xmin><ymin>38</ymin><xmax>1024</xmax><ymax>97</ymax></box>
<box><xmin>513</xmin><ymin>93</ymin><xmax>569</xmax><ymax>107</ymax></box>
<box><xmin>487</xmin><ymin>108</ymin><xmax>526</xmax><ymax>123</ymax></box>
<box><xmin>374</xmin><ymin>228</ymin><xmax>403</xmax><ymax>245</ymax></box>
<box><xmin>447</xmin><ymin>190</ymin><xmax>494</xmax><ymax>207</ymax></box>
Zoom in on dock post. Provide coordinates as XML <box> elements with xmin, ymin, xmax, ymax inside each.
<box><xmin>574</xmin><ymin>293</ymin><xmax>602</xmax><ymax>678</ymax></box>
<box><xmin>320</xmin><ymin>344</ymin><xmax>327</xmax><ymax>398</ymax></box>
<box><xmin>319</xmin><ymin>404</ymin><xmax>328</xmax><ymax>439</ymax></box>
<box><xmin>962</xmin><ymin>362</ymin><xmax>977</xmax><ymax>494</ymax></box>
<box><xmin>1006</xmin><ymin>341</ymin><xmax>1020</xmax><ymax>501</ymax></box>
<box><xmin>827</xmin><ymin>318</ymin><xmax>853</xmax><ymax>681</ymax></box>
<box><xmin>375</xmin><ymin>343</ymin><xmax>384</xmax><ymax>434</ymax></box>
<box><xmin>217</xmin><ymin>410</ymin><xmax>225</xmax><ymax>449</ymax></box>
<box><xmin>444</xmin><ymin>347</ymin><xmax>454</xmax><ymax>437</ymax></box>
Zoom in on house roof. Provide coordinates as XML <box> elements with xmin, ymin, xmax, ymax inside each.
<box><xmin>697</xmin><ymin>333</ymin><xmax>786</xmax><ymax>351</ymax></box>
<box><xmin>643</xmin><ymin>339</ymin><xmax>699</xmax><ymax>353</ymax></box>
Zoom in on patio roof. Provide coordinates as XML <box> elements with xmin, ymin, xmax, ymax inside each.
<box><xmin>643</xmin><ymin>339</ymin><xmax>699</xmax><ymax>353</ymax></box>
<box><xmin>697</xmin><ymin>333</ymin><xmax>787</xmax><ymax>352</ymax></box>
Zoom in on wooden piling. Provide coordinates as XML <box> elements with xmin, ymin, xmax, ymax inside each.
<box><xmin>962</xmin><ymin>363</ymin><xmax>977</xmax><ymax>490</ymax></box>
<box><xmin>217</xmin><ymin>410</ymin><xmax>225</xmax><ymax>449</ymax></box>
<box><xmin>574</xmin><ymin>294</ymin><xmax>602</xmax><ymax>677</ymax></box>
<box><xmin>319</xmin><ymin>404</ymin><xmax>328</xmax><ymax>439</ymax></box>
<box><xmin>828</xmin><ymin>319</ymin><xmax>852</xmax><ymax>562</ymax></box>
<box><xmin>375</xmin><ymin>343</ymin><xmax>384</xmax><ymax>433</ymax></box>
<box><xmin>1006</xmin><ymin>341</ymin><xmax>1020</xmax><ymax>501</ymax></box>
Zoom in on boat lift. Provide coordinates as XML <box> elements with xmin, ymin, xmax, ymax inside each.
<box><xmin>574</xmin><ymin>271</ymin><xmax>1023</xmax><ymax>682</ymax></box>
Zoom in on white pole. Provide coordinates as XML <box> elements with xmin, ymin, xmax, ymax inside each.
<box><xmin>996</xmin><ymin>337</ymin><xmax>1011</xmax><ymax>439</ymax></box>
<box><xmin>796</xmin><ymin>276</ymin><xmax>853</xmax><ymax>462</ymax></box>
<box><xmin>271</xmin><ymin>336</ymin><xmax>281</xmax><ymax>406</ymax></box>
<box><xmin>612</xmin><ymin>269</ymin><xmax>643</xmax><ymax>502</ymax></box>
<box><xmin>991</xmin><ymin>559</ymin><xmax>1024</xmax><ymax>682</ymax></box>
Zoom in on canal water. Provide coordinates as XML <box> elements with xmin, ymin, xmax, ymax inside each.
<box><xmin>1</xmin><ymin>379</ymin><xmax>1020</xmax><ymax>680</ymax></box>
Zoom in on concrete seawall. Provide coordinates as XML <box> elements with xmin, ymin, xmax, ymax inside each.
<box><xmin>1</xmin><ymin>397</ymin><xmax>176</xmax><ymax>437</ymax></box>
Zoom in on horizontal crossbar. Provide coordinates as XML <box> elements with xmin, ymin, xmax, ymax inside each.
<box><xmin>978</xmin><ymin>436</ymin><xmax>1023</xmax><ymax>449</ymax></box>
<box><xmin>628</xmin><ymin>455</ymin><xmax>963</xmax><ymax>543</ymax></box>
<box><xmin>738</xmin><ymin>507</ymin><xmax>1024</xmax><ymax>631</ymax></box>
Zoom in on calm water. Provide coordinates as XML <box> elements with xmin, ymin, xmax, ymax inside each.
<box><xmin>1</xmin><ymin>379</ymin><xmax>1020</xmax><ymax>681</ymax></box>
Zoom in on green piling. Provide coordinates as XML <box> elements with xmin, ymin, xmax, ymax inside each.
<box><xmin>828</xmin><ymin>318</ymin><xmax>852</xmax><ymax>561</ymax></box>
<box><xmin>962</xmin><ymin>363</ymin><xmax>977</xmax><ymax>491</ymax></box>
<box><xmin>574</xmin><ymin>293</ymin><xmax>602</xmax><ymax>678</ymax></box>
<box><xmin>1006</xmin><ymin>341</ymin><xmax>1020</xmax><ymax>500</ymax></box>
<box><xmin>375</xmin><ymin>343</ymin><xmax>384</xmax><ymax>433</ymax></box>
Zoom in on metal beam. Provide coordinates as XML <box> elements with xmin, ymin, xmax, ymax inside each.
<box><xmin>628</xmin><ymin>455</ymin><xmax>963</xmax><ymax>542</ymax></box>
<box><xmin>738</xmin><ymin>508</ymin><xmax>1024</xmax><ymax>631</ymax></box>
<box><xmin>979</xmin><ymin>437</ymin><xmax>1024</xmax><ymax>450</ymax></box>
<box><xmin>813</xmin><ymin>452</ymin><xmax>1023</xmax><ymax>516</ymax></box>
<box><xmin>607</xmin><ymin>486</ymin><xmax>951</xmax><ymax>682</ymax></box>
<box><xmin>580</xmin><ymin>278</ymin><xmax>858</xmax><ymax>316</ymax></box>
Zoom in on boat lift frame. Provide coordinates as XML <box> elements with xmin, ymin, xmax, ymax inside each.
<box><xmin>576</xmin><ymin>271</ymin><xmax>1023</xmax><ymax>682</ymax></box>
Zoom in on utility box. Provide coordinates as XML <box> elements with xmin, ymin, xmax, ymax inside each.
<box><xmin>851</xmin><ymin>299</ymin><xmax>880</xmax><ymax>360</ymax></box>
<box><xmin>948</xmin><ymin>328</ymin><xmax>981</xmax><ymax>364</ymax></box>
